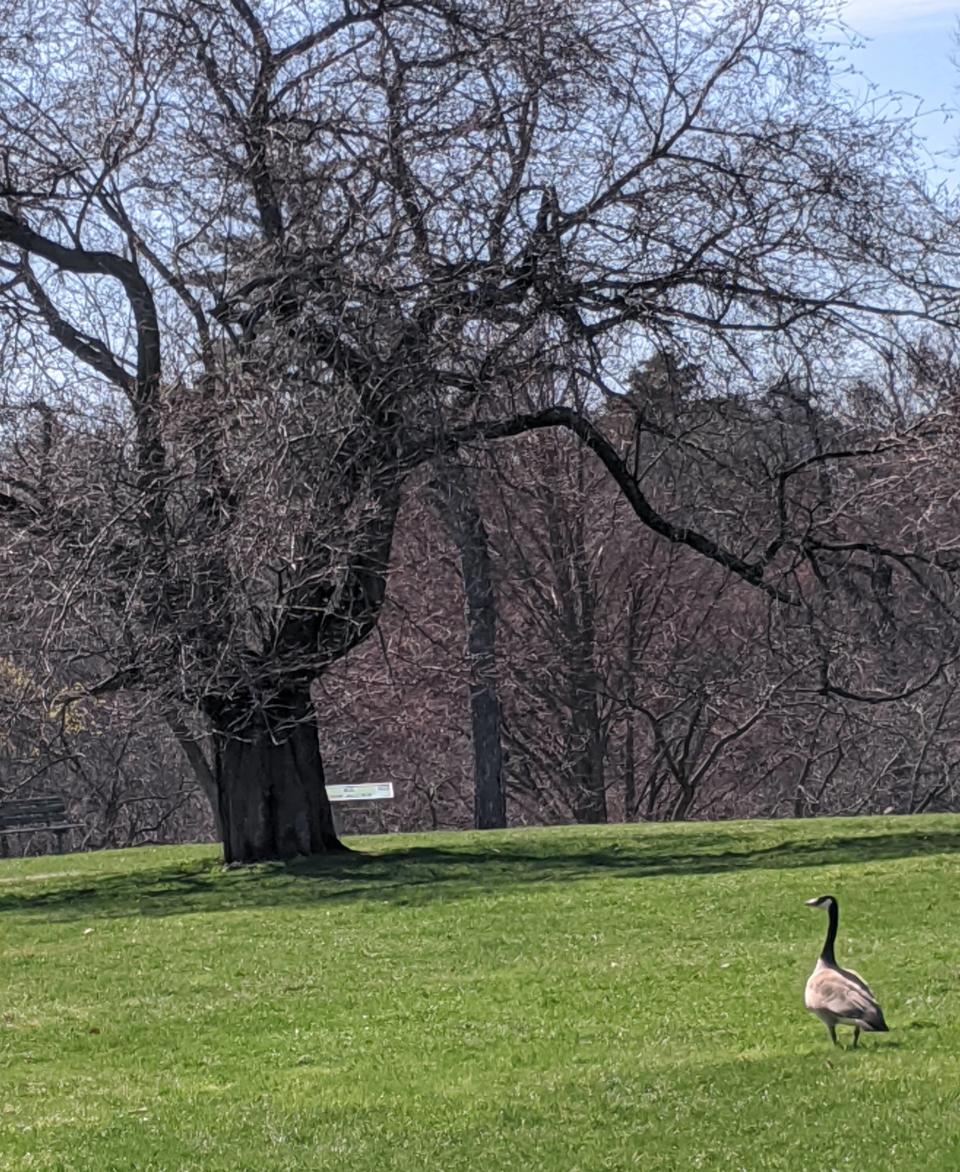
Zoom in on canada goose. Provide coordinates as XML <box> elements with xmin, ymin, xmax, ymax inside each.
<box><xmin>804</xmin><ymin>895</ymin><xmax>888</xmax><ymax>1048</ymax></box>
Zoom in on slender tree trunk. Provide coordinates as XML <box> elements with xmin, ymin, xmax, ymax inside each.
<box><xmin>569</xmin><ymin>696</ymin><xmax>608</xmax><ymax>823</ymax></box>
<box><xmin>670</xmin><ymin>784</ymin><xmax>696</xmax><ymax>821</ymax></box>
<box><xmin>568</xmin><ymin>503</ymin><xmax>607</xmax><ymax>825</ymax></box>
<box><xmin>622</xmin><ymin>587</ymin><xmax>642</xmax><ymax>820</ymax></box>
<box><xmin>624</xmin><ymin>715</ymin><xmax>636</xmax><ymax>820</ymax></box>
<box><xmin>536</xmin><ymin>445</ymin><xmax>608</xmax><ymax>825</ymax></box>
<box><xmin>165</xmin><ymin>710</ymin><xmax>221</xmax><ymax>835</ymax></box>
<box><xmin>430</xmin><ymin>457</ymin><xmax>507</xmax><ymax>830</ymax></box>
<box><xmin>645</xmin><ymin>770</ymin><xmax>663</xmax><ymax>819</ymax></box>
<box><xmin>212</xmin><ymin>695</ymin><xmax>344</xmax><ymax>864</ymax></box>
<box><xmin>469</xmin><ymin>685</ymin><xmax>505</xmax><ymax>829</ymax></box>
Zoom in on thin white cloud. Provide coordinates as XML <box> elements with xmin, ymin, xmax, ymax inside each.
<box><xmin>841</xmin><ymin>0</ymin><xmax>959</xmax><ymax>32</ymax></box>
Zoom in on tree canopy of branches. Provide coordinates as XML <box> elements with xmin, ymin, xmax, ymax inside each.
<box><xmin>1</xmin><ymin>0</ymin><xmax>958</xmax><ymax>860</ymax></box>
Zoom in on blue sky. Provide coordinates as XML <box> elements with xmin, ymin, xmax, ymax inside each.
<box><xmin>838</xmin><ymin>0</ymin><xmax>958</xmax><ymax>183</ymax></box>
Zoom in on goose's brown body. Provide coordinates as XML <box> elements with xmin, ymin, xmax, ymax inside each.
<box><xmin>804</xmin><ymin>895</ymin><xmax>888</xmax><ymax>1048</ymax></box>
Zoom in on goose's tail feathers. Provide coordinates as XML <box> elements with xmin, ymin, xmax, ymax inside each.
<box><xmin>861</xmin><ymin>1005</ymin><xmax>889</xmax><ymax>1033</ymax></box>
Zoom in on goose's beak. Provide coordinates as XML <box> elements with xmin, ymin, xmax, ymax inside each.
<box><xmin>804</xmin><ymin>898</ymin><xmax>819</xmax><ymax>907</ymax></box>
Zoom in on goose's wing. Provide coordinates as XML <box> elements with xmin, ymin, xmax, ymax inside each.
<box><xmin>837</xmin><ymin>965</ymin><xmax>874</xmax><ymax>997</ymax></box>
<box><xmin>808</xmin><ymin>969</ymin><xmax>886</xmax><ymax>1029</ymax></box>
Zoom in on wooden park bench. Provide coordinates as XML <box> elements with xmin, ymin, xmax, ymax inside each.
<box><xmin>0</xmin><ymin>796</ymin><xmax>80</xmax><ymax>855</ymax></box>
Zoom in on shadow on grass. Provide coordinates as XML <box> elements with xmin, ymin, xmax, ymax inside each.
<box><xmin>1</xmin><ymin>823</ymin><xmax>958</xmax><ymax>923</ymax></box>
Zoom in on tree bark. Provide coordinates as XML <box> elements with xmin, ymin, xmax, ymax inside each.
<box><xmin>622</xmin><ymin>586</ymin><xmax>643</xmax><ymax>820</ymax></box>
<box><xmin>670</xmin><ymin>787</ymin><xmax>696</xmax><ymax>821</ymax></box>
<box><xmin>213</xmin><ymin>698</ymin><xmax>344</xmax><ymax>864</ymax></box>
<box><xmin>165</xmin><ymin>710</ymin><xmax>220</xmax><ymax>833</ymax></box>
<box><xmin>430</xmin><ymin>457</ymin><xmax>507</xmax><ymax>830</ymax></box>
<box><xmin>569</xmin><ymin>697</ymin><xmax>608</xmax><ymax>823</ymax></box>
<box><xmin>469</xmin><ymin>685</ymin><xmax>506</xmax><ymax>829</ymax></box>
<box><xmin>545</xmin><ymin>448</ymin><xmax>608</xmax><ymax>825</ymax></box>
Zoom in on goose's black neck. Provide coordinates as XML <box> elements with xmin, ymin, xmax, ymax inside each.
<box><xmin>820</xmin><ymin>899</ymin><xmax>838</xmax><ymax>966</ymax></box>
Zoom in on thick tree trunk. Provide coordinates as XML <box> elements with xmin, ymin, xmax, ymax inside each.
<box><xmin>213</xmin><ymin>701</ymin><xmax>343</xmax><ymax>864</ymax></box>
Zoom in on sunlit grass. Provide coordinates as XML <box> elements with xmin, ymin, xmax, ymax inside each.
<box><xmin>1</xmin><ymin>815</ymin><xmax>959</xmax><ymax>1170</ymax></box>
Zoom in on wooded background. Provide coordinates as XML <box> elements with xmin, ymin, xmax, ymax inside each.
<box><xmin>2</xmin><ymin>0</ymin><xmax>960</xmax><ymax>855</ymax></box>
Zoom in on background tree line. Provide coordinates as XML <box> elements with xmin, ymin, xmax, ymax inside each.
<box><xmin>323</xmin><ymin>346</ymin><xmax>960</xmax><ymax>833</ymax></box>
<box><xmin>2</xmin><ymin>0</ymin><xmax>960</xmax><ymax>858</ymax></box>
<box><xmin>7</xmin><ymin>345</ymin><xmax>960</xmax><ymax>850</ymax></box>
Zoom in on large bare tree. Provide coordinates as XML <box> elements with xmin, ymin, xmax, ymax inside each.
<box><xmin>1</xmin><ymin>0</ymin><xmax>957</xmax><ymax>860</ymax></box>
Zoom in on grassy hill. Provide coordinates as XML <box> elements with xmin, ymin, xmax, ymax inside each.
<box><xmin>1</xmin><ymin>816</ymin><xmax>959</xmax><ymax>1170</ymax></box>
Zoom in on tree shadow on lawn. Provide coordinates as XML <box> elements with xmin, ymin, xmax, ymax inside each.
<box><xmin>1</xmin><ymin>822</ymin><xmax>958</xmax><ymax>924</ymax></box>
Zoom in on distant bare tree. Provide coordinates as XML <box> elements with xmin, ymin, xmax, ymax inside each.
<box><xmin>428</xmin><ymin>457</ymin><xmax>506</xmax><ymax>829</ymax></box>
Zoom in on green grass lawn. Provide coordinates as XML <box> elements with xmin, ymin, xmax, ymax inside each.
<box><xmin>1</xmin><ymin>815</ymin><xmax>959</xmax><ymax>1171</ymax></box>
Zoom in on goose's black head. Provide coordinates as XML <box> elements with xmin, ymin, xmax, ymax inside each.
<box><xmin>804</xmin><ymin>894</ymin><xmax>837</xmax><ymax>910</ymax></box>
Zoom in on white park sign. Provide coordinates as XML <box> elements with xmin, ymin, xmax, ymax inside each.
<box><xmin>325</xmin><ymin>782</ymin><xmax>395</xmax><ymax>803</ymax></box>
